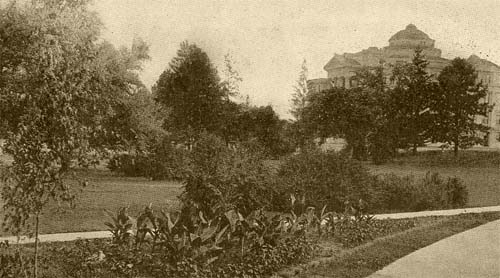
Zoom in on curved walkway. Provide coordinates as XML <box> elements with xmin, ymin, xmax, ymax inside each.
<box><xmin>369</xmin><ymin>219</ymin><xmax>500</xmax><ymax>278</ymax></box>
<box><xmin>1</xmin><ymin>205</ymin><xmax>499</xmax><ymax>245</ymax></box>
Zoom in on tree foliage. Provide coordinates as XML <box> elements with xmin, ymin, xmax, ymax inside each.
<box><xmin>303</xmin><ymin>66</ymin><xmax>390</xmax><ymax>161</ymax></box>
<box><xmin>93</xmin><ymin>39</ymin><xmax>153</xmax><ymax>150</ymax></box>
<box><xmin>0</xmin><ymin>0</ymin><xmax>147</xmax><ymax>235</ymax></box>
<box><xmin>389</xmin><ymin>49</ymin><xmax>437</xmax><ymax>153</ymax></box>
<box><xmin>154</xmin><ymin>42</ymin><xmax>229</xmax><ymax>142</ymax></box>
<box><xmin>291</xmin><ymin>59</ymin><xmax>309</xmax><ymax>121</ymax></box>
<box><xmin>429</xmin><ymin>58</ymin><xmax>491</xmax><ymax>155</ymax></box>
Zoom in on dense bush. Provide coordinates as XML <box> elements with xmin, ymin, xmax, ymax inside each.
<box><xmin>276</xmin><ymin>148</ymin><xmax>468</xmax><ymax>214</ymax></box>
<box><xmin>0</xmin><ymin>241</ymin><xmax>35</xmax><ymax>278</ymax></box>
<box><xmin>276</xmin><ymin>149</ymin><xmax>375</xmax><ymax>213</ymax></box>
<box><xmin>107</xmin><ymin>138</ymin><xmax>191</xmax><ymax>181</ymax></box>
<box><xmin>371</xmin><ymin>172</ymin><xmax>468</xmax><ymax>212</ymax></box>
<box><xmin>148</xmin><ymin>138</ymin><xmax>191</xmax><ymax>180</ymax></box>
<box><xmin>332</xmin><ymin>215</ymin><xmax>416</xmax><ymax>247</ymax></box>
<box><xmin>182</xmin><ymin>133</ymin><xmax>275</xmax><ymax>217</ymax></box>
<box><xmin>107</xmin><ymin>153</ymin><xmax>152</xmax><ymax>177</ymax></box>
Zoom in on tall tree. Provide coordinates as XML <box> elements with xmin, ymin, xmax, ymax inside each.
<box><xmin>355</xmin><ymin>66</ymin><xmax>398</xmax><ymax>163</ymax></box>
<box><xmin>220</xmin><ymin>52</ymin><xmax>243</xmax><ymax>99</ymax></box>
<box><xmin>154</xmin><ymin>42</ymin><xmax>228</xmax><ymax>144</ymax></box>
<box><xmin>94</xmin><ymin>39</ymin><xmax>155</xmax><ymax>151</ymax></box>
<box><xmin>0</xmin><ymin>1</ymin><xmax>143</xmax><ymax>276</ymax></box>
<box><xmin>290</xmin><ymin>59</ymin><xmax>313</xmax><ymax>148</ymax></box>
<box><xmin>390</xmin><ymin>49</ymin><xmax>437</xmax><ymax>154</ymax></box>
<box><xmin>291</xmin><ymin>59</ymin><xmax>309</xmax><ymax>120</ymax></box>
<box><xmin>429</xmin><ymin>58</ymin><xmax>491</xmax><ymax>155</ymax></box>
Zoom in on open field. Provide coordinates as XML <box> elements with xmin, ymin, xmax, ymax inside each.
<box><xmin>0</xmin><ymin>169</ymin><xmax>183</xmax><ymax>236</ymax></box>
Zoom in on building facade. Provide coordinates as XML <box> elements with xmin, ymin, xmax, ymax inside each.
<box><xmin>308</xmin><ymin>24</ymin><xmax>500</xmax><ymax>147</ymax></box>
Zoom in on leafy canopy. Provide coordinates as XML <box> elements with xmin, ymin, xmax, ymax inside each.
<box><xmin>154</xmin><ymin>42</ymin><xmax>229</xmax><ymax>140</ymax></box>
<box><xmin>429</xmin><ymin>57</ymin><xmax>491</xmax><ymax>154</ymax></box>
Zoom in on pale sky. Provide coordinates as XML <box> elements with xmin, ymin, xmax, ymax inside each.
<box><xmin>91</xmin><ymin>0</ymin><xmax>499</xmax><ymax>118</ymax></box>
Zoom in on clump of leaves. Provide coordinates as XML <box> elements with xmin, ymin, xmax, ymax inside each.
<box><xmin>0</xmin><ymin>241</ymin><xmax>34</xmax><ymax>278</ymax></box>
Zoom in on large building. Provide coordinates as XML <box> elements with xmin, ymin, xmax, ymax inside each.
<box><xmin>308</xmin><ymin>24</ymin><xmax>500</xmax><ymax>147</ymax></box>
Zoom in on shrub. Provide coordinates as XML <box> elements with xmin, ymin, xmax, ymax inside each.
<box><xmin>0</xmin><ymin>241</ymin><xmax>35</xmax><ymax>278</ymax></box>
<box><xmin>277</xmin><ymin>149</ymin><xmax>375</xmax><ymax>213</ymax></box>
<box><xmin>107</xmin><ymin>138</ymin><xmax>191</xmax><ymax>181</ymax></box>
<box><xmin>183</xmin><ymin>133</ymin><xmax>275</xmax><ymax>217</ymax></box>
<box><xmin>371</xmin><ymin>172</ymin><xmax>468</xmax><ymax>212</ymax></box>
<box><xmin>148</xmin><ymin>138</ymin><xmax>191</xmax><ymax>181</ymax></box>
<box><xmin>107</xmin><ymin>153</ymin><xmax>151</xmax><ymax>177</ymax></box>
<box><xmin>331</xmin><ymin>215</ymin><xmax>416</xmax><ymax>247</ymax></box>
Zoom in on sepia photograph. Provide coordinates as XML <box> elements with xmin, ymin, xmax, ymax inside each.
<box><xmin>0</xmin><ymin>0</ymin><xmax>499</xmax><ymax>277</ymax></box>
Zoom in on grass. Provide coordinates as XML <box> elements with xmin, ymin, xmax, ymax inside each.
<box><xmin>0</xmin><ymin>169</ymin><xmax>183</xmax><ymax>236</ymax></box>
<box><xmin>297</xmin><ymin>211</ymin><xmax>500</xmax><ymax>278</ymax></box>
<box><xmin>1</xmin><ymin>149</ymin><xmax>499</xmax><ymax>237</ymax></box>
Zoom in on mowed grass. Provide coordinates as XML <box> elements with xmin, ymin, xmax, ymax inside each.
<box><xmin>0</xmin><ymin>169</ymin><xmax>183</xmax><ymax>236</ymax></box>
<box><xmin>298</xmin><ymin>212</ymin><xmax>500</xmax><ymax>278</ymax></box>
<box><xmin>367</xmin><ymin>162</ymin><xmax>500</xmax><ymax>208</ymax></box>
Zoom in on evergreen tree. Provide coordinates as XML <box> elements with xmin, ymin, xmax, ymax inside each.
<box><xmin>290</xmin><ymin>59</ymin><xmax>312</xmax><ymax>148</ymax></box>
<box><xmin>390</xmin><ymin>49</ymin><xmax>437</xmax><ymax>153</ymax></box>
<box><xmin>429</xmin><ymin>58</ymin><xmax>491</xmax><ymax>155</ymax></box>
<box><xmin>291</xmin><ymin>59</ymin><xmax>309</xmax><ymax>121</ymax></box>
<box><xmin>154</xmin><ymin>42</ymin><xmax>228</xmax><ymax>144</ymax></box>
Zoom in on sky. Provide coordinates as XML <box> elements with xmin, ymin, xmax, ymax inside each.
<box><xmin>92</xmin><ymin>0</ymin><xmax>500</xmax><ymax>118</ymax></box>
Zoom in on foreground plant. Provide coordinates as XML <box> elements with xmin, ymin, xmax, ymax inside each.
<box><xmin>0</xmin><ymin>1</ymin><xmax>149</xmax><ymax>277</ymax></box>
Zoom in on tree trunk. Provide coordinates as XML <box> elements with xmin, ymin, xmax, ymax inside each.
<box><xmin>33</xmin><ymin>213</ymin><xmax>40</xmax><ymax>278</ymax></box>
<box><xmin>412</xmin><ymin>143</ymin><xmax>418</xmax><ymax>155</ymax></box>
<box><xmin>454</xmin><ymin>138</ymin><xmax>459</xmax><ymax>157</ymax></box>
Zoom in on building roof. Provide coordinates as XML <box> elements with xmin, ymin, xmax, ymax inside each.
<box><xmin>324</xmin><ymin>54</ymin><xmax>361</xmax><ymax>70</ymax></box>
<box><xmin>389</xmin><ymin>24</ymin><xmax>431</xmax><ymax>41</ymax></box>
<box><xmin>467</xmin><ymin>55</ymin><xmax>500</xmax><ymax>72</ymax></box>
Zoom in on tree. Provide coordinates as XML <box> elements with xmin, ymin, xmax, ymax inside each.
<box><xmin>355</xmin><ymin>66</ymin><xmax>398</xmax><ymax>163</ymax></box>
<box><xmin>289</xmin><ymin>59</ymin><xmax>312</xmax><ymax>148</ymax></box>
<box><xmin>93</xmin><ymin>39</ymin><xmax>152</xmax><ymax>151</ymax></box>
<box><xmin>154</xmin><ymin>42</ymin><xmax>229</xmax><ymax>144</ymax></box>
<box><xmin>291</xmin><ymin>59</ymin><xmax>309</xmax><ymax>121</ymax></box>
<box><xmin>429</xmin><ymin>58</ymin><xmax>491</xmax><ymax>155</ymax></box>
<box><xmin>237</xmin><ymin>105</ymin><xmax>293</xmax><ymax>157</ymax></box>
<box><xmin>0</xmin><ymin>1</ymin><xmax>137</xmax><ymax>276</ymax></box>
<box><xmin>390</xmin><ymin>49</ymin><xmax>437</xmax><ymax>153</ymax></box>
<box><xmin>220</xmin><ymin>52</ymin><xmax>243</xmax><ymax>99</ymax></box>
<box><xmin>302</xmin><ymin>66</ymin><xmax>390</xmax><ymax>161</ymax></box>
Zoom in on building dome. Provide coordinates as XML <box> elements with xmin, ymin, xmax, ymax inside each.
<box><xmin>389</xmin><ymin>24</ymin><xmax>430</xmax><ymax>41</ymax></box>
<box><xmin>388</xmin><ymin>24</ymin><xmax>435</xmax><ymax>49</ymax></box>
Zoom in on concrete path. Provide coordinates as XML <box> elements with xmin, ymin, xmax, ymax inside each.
<box><xmin>373</xmin><ymin>205</ymin><xmax>500</xmax><ymax>220</ymax></box>
<box><xmin>0</xmin><ymin>205</ymin><xmax>499</xmax><ymax>245</ymax></box>
<box><xmin>369</xmin><ymin>219</ymin><xmax>500</xmax><ymax>278</ymax></box>
<box><xmin>0</xmin><ymin>231</ymin><xmax>112</xmax><ymax>245</ymax></box>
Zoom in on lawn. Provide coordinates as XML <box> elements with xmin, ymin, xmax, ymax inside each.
<box><xmin>295</xmin><ymin>212</ymin><xmax>500</xmax><ymax>278</ymax></box>
<box><xmin>1</xmin><ymin>150</ymin><xmax>499</xmax><ymax>237</ymax></box>
<box><xmin>0</xmin><ymin>169</ymin><xmax>183</xmax><ymax>236</ymax></box>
